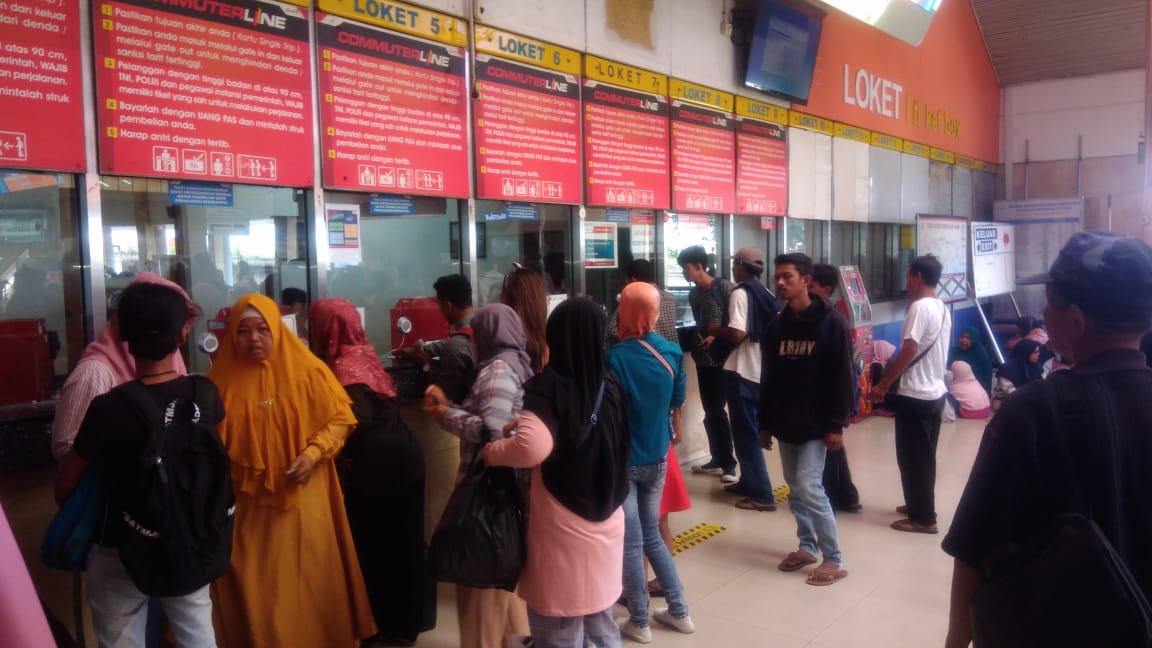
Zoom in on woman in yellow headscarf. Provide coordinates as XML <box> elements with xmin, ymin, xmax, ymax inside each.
<box><xmin>207</xmin><ymin>294</ymin><xmax>375</xmax><ymax>648</ymax></box>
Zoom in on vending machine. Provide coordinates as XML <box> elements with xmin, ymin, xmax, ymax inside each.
<box><xmin>836</xmin><ymin>265</ymin><xmax>874</xmax><ymax>419</ymax></box>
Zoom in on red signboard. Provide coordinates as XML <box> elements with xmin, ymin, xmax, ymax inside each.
<box><xmin>671</xmin><ymin>102</ymin><xmax>735</xmax><ymax>213</ymax></box>
<box><xmin>93</xmin><ymin>0</ymin><xmax>313</xmax><ymax>186</ymax></box>
<box><xmin>317</xmin><ymin>15</ymin><xmax>468</xmax><ymax>197</ymax></box>
<box><xmin>736</xmin><ymin>118</ymin><xmax>787</xmax><ymax>215</ymax></box>
<box><xmin>474</xmin><ymin>55</ymin><xmax>581</xmax><ymax>204</ymax></box>
<box><xmin>583</xmin><ymin>81</ymin><xmax>669</xmax><ymax>209</ymax></box>
<box><xmin>0</xmin><ymin>0</ymin><xmax>85</xmax><ymax>172</ymax></box>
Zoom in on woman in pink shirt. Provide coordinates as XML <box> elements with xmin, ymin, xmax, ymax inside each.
<box><xmin>484</xmin><ymin>298</ymin><xmax>631</xmax><ymax>647</ymax></box>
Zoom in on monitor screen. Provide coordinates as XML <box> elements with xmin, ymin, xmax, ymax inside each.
<box><xmin>744</xmin><ymin>0</ymin><xmax>825</xmax><ymax>105</ymax></box>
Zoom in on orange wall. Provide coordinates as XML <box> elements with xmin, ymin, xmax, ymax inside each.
<box><xmin>802</xmin><ymin>0</ymin><xmax>1000</xmax><ymax>162</ymax></box>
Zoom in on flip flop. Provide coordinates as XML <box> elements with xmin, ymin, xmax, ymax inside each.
<box><xmin>778</xmin><ymin>551</ymin><xmax>818</xmax><ymax>572</ymax></box>
<box><xmin>806</xmin><ymin>564</ymin><xmax>848</xmax><ymax>586</ymax></box>
<box><xmin>735</xmin><ymin>497</ymin><xmax>777</xmax><ymax>512</ymax></box>
<box><xmin>891</xmin><ymin>518</ymin><xmax>939</xmax><ymax>534</ymax></box>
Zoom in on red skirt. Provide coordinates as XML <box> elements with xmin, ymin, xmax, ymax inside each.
<box><xmin>660</xmin><ymin>443</ymin><xmax>692</xmax><ymax>517</ymax></box>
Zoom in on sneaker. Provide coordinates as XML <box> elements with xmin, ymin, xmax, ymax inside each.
<box><xmin>690</xmin><ymin>462</ymin><xmax>723</xmax><ymax>475</ymax></box>
<box><xmin>719</xmin><ymin>470</ymin><xmax>738</xmax><ymax>484</ymax></box>
<box><xmin>653</xmin><ymin>608</ymin><xmax>696</xmax><ymax>634</ymax></box>
<box><xmin>616</xmin><ymin>619</ymin><xmax>652</xmax><ymax>643</ymax></box>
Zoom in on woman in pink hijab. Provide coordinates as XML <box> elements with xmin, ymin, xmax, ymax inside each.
<box><xmin>51</xmin><ymin>272</ymin><xmax>200</xmax><ymax>460</ymax></box>
<box><xmin>946</xmin><ymin>361</ymin><xmax>991</xmax><ymax>419</ymax></box>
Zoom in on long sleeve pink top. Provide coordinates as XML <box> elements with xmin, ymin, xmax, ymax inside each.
<box><xmin>484</xmin><ymin>410</ymin><xmax>625</xmax><ymax>617</ymax></box>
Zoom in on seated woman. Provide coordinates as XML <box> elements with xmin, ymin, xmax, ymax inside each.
<box><xmin>422</xmin><ymin>303</ymin><xmax>534</xmax><ymax>648</ymax></box>
<box><xmin>947</xmin><ymin>327</ymin><xmax>994</xmax><ymax>395</ymax></box>
<box><xmin>310</xmin><ymin>298</ymin><xmax>434</xmax><ymax>647</ymax></box>
<box><xmin>992</xmin><ymin>338</ymin><xmax>1044</xmax><ymax>409</ymax></box>
<box><xmin>946</xmin><ymin>361</ymin><xmax>992</xmax><ymax>419</ymax></box>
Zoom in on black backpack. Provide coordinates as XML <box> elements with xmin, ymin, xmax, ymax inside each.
<box><xmin>114</xmin><ymin>376</ymin><xmax>235</xmax><ymax>597</ymax></box>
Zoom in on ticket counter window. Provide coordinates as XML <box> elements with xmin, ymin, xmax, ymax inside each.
<box><xmin>320</xmin><ymin>192</ymin><xmax>462</xmax><ymax>357</ymax></box>
<box><xmin>583</xmin><ymin>207</ymin><xmax>658</xmax><ymax>318</ymax></box>
<box><xmin>663</xmin><ymin>213</ymin><xmax>723</xmax><ymax>327</ymax></box>
<box><xmin>0</xmin><ymin>171</ymin><xmax>83</xmax><ymax>405</ymax></box>
<box><xmin>784</xmin><ymin>217</ymin><xmax>829</xmax><ymax>260</ymax></box>
<box><xmin>474</xmin><ymin>200</ymin><xmax>574</xmax><ymax>308</ymax></box>
<box><xmin>99</xmin><ymin>178</ymin><xmax>306</xmax><ymax>373</ymax></box>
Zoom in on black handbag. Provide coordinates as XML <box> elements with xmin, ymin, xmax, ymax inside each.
<box><xmin>969</xmin><ymin>374</ymin><xmax>1152</xmax><ymax>647</ymax></box>
<box><xmin>429</xmin><ymin>443</ymin><xmax>525</xmax><ymax>591</ymax></box>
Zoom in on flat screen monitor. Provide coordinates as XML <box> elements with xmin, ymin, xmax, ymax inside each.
<box><xmin>744</xmin><ymin>0</ymin><xmax>825</xmax><ymax>105</ymax></box>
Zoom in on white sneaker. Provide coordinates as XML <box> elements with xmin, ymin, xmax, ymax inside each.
<box><xmin>690</xmin><ymin>463</ymin><xmax>723</xmax><ymax>475</ymax></box>
<box><xmin>616</xmin><ymin>618</ymin><xmax>652</xmax><ymax>643</ymax></box>
<box><xmin>719</xmin><ymin>470</ymin><xmax>738</xmax><ymax>484</ymax></box>
<box><xmin>653</xmin><ymin>608</ymin><xmax>696</xmax><ymax>634</ymax></box>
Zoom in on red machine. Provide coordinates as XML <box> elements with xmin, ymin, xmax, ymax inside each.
<box><xmin>837</xmin><ymin>265</ymin><xmax>875</xmax><ymax>420</ymax></box>
<box><xmin>0</xmin><ymin>319</ymin><xmax>54</xmax><ymax>405</ymax></box>
<box><xmin>390</xmin><ymin>297</ymin><xmax>449</xmax><ymax>351</ymax></box>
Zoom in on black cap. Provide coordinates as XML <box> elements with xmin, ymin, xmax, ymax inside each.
<box><xmin>1019</xmin><ymin>231</ymin><xmax>1152</xmax><ymax>325</ymax></box>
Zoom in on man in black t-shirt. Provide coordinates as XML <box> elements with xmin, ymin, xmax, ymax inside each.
<box><xmin>942</xmin><ymin>232</ymin><xmax>1152</xmax><ymax>647</ymax></box>
<box><xmin>56</xmin><ymin>281</ymin><xmax>225</xmax><ymax>647</ymax></box>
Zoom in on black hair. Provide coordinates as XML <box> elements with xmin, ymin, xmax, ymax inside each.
<box><xmin>811</xmin><ymin>263</ymin><xmax>839</xmax><ymax>290</ymax></box>
<box><xmin>281</xmin><ymin>287</ymin><xmax>307</xmax><ymax>306</ymax></box>
<box><xmin>676</xmin><ymin>245</ymin><xmax>709</xmax><ymax>270</ymax></box>
<box><xmin>908</xmin><ymin>255</ymin><xmax>943</xmax><ymax>287</ymax></box>
<box><xmin>624</xmin><ymin>258</ymin><xmax>655</xmax><ymax>283</ymax></box>
<box><xmin>774</xmin><ymin>253</ymin><xmax>814</xmax><ymax>278</ymax></box>
<box><xmin>434</xmin><ymin>274</ymin><xmax>473</xmax><ymax>308</ymax></box>
<box><xmin>117</xmin><ymin>283</ymin><xmax>189</xmax><ymax>361</ymax></box>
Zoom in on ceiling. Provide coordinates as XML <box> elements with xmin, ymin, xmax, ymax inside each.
<box><xmin>970</xmin><ymin>0</ymin><xmax>1147</xmax><ymax>86</ymax></box>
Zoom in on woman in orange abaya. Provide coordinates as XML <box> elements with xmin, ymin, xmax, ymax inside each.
<box><xmin>208</xmin><ymin>294</ymin><xmax>375</xmax><ymax>647</ymax></box>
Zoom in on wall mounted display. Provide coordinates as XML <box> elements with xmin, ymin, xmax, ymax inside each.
<box><xmin>915</xmin><ymin>214</ymin><xmax>968</xmax><ymax>302</ymax></box>
<box><xmin>669</xmin><ymin>80</ymin><xmax>735</xmax><ymax>213</ymax></box>
<box><xmin>583</xmin><ymin>55</ymin><xmax>669</xmax><ymax>209</ymax></box>
<box><xmin>0</xmin><ymin>0</ymin><xmax>85</xmax><ymax>171</ymax></box>
<box><xmin>93</xmin><ymin>0</ymin><xmax>314</xmax><ymax>186</ymax></box>
<box><xmin>316</xmin><ymin>7</ymin><xmax>469</xmax><ymax>196</ymax></box>
<box><xmin>970</xmin><ymin>221</ymin><xmax>1014</xmax><ymax>299</ymax></box>
<box><xmin>473</xmin><ymin>27</ymin><xmax>581</xmax><ymax>204</ymax></box>
<box><xmin>734</xmin><ymin>96</ymin><xmax>788</xmax><ymax>216</ymax></box>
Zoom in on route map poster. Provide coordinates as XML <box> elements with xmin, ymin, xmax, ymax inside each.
<box><xmin>474</xmin><ymin>54</ymin><xmax>580</xmax><ymax>204</ymax></box>
<box><xmin>671</xmin><ymin>101</ymin><xmax>735</xmax><ymax>213</ymax></box>
<box><xmin>93</xmin><ymin>0</ymin><xmax>314</xmax><ymax>186</ymax></box>
<box><xmin>583</xmin><ymin>81</ymin><xmax>669</xmax><ymax>209</ymax></box>
<box><xmin>0</xmin><ymin>0</ymin><xmax>86</xmax><ymax>171</ymax></box>
<box><xmin>317</xmin><ymin>13</ymin><xmax>468</xmax><ymax>196</ymax></box>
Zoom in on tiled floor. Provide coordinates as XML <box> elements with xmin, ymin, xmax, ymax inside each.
<box><xmin>1</xmin><ymin>413</ymin><xmax>986</xmax><ymax>647</ymax></box>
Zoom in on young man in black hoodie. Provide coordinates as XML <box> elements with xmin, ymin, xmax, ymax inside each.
<box><xmin>759</xmin><ymin>253</ymin><xmax>854</xmax><ymax>586</ymax></box>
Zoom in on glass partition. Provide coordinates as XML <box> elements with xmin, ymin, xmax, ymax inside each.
<box><xmin>583</xmin><ymin>207</ymin><xmax>658</xmax><ymax>317</ymax></box>
<box><xmin>662</xmin><ymin>212</ymin><xmax>723</xmax><ymax>326</ymax></box>
<box><xmin>473</xmin><ymin>200</ymin><xmax>574</xmax><ymax>308</ymax></box>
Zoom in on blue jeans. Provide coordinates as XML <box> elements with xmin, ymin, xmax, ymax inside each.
<box><xmin>527</xmin><ymin>606</ymin><xmax>620</xmax><ymax>648</ymax></box>
<box><xmin>622</xmin><ymin>461</ymin><xmax>687</xmax><ymax>627</ymax></box>
<box><xmin>726</xmin><ymin>372</ymin><xmax>774</xmax><ymax>501</ymax></box>
<box><xmin>779</xmin><ymin>440</ymin><xmax>843</xmax><ymax>566</ymax></box>
<box><xmin>87</xmin><ymin>545</ymin><xmax>216</xmax><ymax>648</ymax></box>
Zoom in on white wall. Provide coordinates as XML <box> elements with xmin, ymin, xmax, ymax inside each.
<box><xmin>1003</xmin><ymin>69</ymin><xmax>1145</xmax><ymax>163</ymax></box>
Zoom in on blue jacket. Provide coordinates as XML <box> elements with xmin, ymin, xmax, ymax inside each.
<box><xmin>607</xmin><ymin>333</ymin><xmax>687</xmax><ymax>466</ymax></box>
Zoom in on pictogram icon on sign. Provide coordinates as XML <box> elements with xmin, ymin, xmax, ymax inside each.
<box><xmin>358</xmin><ymin>165</ymin><xmax>376</xmax><ymax>186</ymax></box>
<box><xmin>397</xmin><ymin>168</ymin><xmax>414</xmax><ymax>189</ymax></box>
<box><xmin>153</xmin><ymin>147</ymin><xmax>178</xmax><ymax>172</ymax></box>
<box><xmin>502</xmin><ymin>178</ymin><xmax>515</xmax><ymax>196</ymax></box>
<box><xmin>238</xmin><ymin>155</ymin><xmax>278</xmax><ymax>181</ymax></box>
<box><xmin>211</xmin><ymin>153</ymin><xmax>234</xmax><ymax>177</ymax></box>
<box><xmin>543</xmin><ymin>181</ymin><xmax>562</xmax><ymax>198</ymax></box>
<box><xmin>183</xmin><ymin>150</ymin><xmax>207</xmax><ymax>174</ymax></box>
<box><xmin>0</xmin><ymin>131</ymin><xmax>28</xmax><ymax>161</ymax></box>
<box><xmin>378</xmin><ymin>167</ymin><xmax>396</xmax><ymax>187</ymax></box>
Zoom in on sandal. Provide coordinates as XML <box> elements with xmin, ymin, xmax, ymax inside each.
<box><xmin>735</xmin><ymin>497</ymin><xmax>777</xmax><ymax>512</ymax></box>
<box><xmin>890</xmin><ymin>518</ymin><xmax>938</xmax><ymax>534</ymax></box>
<box><xmin>806</xmin><ymin>563</ymin><xmax>849</xmax><ymax>586</ymax></box>
<box><xmin>778</xmin><ymin>551</ymin><xmax>818</xmax><ymax>572</ymax></box>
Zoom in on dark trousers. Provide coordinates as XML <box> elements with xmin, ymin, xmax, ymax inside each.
<box><xmin>891</xmin><ymin>394</ymin><xmax>945</xmax><ymax>526</ymax></box>
<box><xmin>822</xmin><ymin>447</ymin><xmax>860</xmax><ymax>510</ymax></box>
<box><xmin>696</xmin><ymin>364</ymin><xmax>736</xmax><ymax>471</ymax></box>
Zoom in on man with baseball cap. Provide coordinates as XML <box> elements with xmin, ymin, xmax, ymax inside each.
<box><xmin>943</xmin><ymin>231</ymin><xmax>1152</xmax><ymax>647</ymax></box>
<box><xmin>712</xmin><ymin>246</ymin><xmax>780</xmax><ymax>511</ymax></box>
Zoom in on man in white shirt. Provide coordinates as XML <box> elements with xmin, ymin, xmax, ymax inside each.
<box><xmin>870</xmin><ymin>255</ymin><xmax>952</xmax><ymax>534</ymax></box>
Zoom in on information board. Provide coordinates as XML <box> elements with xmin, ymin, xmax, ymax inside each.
<box><xmin>671</xmin><ymin>101</ymin><xmax>735</xmax><ymax>213</ymax></box>
<box><xmin>474</xmin><ymin>54</ymin><xmax>581</xmax><ymax>203</ymax></box>
<box><xmin>915</xmin><ymin>214</ymin><xmax>969</xmax><ymax>302</ymax></box>
<box><xmin>583</xmin><ymin>81</ymin><xmax>669</xmax><ymax>209</ymax></box>
<box><xmin>0</xmin><ymin>0</ymin><xmax>85</xmax><ymax>171</ymax></box>
<box><xmin>94</xmin><ymin>0</ymin><xmax>314</xmax><ymax>186</ymax></box>
<box><xmin>316</xmin><ymin>13</ymin><xmax>468</xmax><ymax>196</ymax></box>
<box><xmin>970</xmin><ymin>221</ymin><xmax>1015</xmax><ymax>298</ymax></box>
<box><xmin>735</xmin><ymin>118</ymin><xmax>787</xmax><ymax>215</ymax></box>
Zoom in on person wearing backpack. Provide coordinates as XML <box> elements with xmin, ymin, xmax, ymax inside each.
<box><xmin>56</xmin><ymin>281</ymin><xmax>230</xmax><ymax>647</ymax></box>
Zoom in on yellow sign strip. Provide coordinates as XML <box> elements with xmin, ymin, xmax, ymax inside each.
<box><xmin>871</xmin><ymin>132</ymin><xmax>903</xmax><ymax>151</ymax></box>
<box><xmin>584</xmin><ymin>54</ymin><xmax>665</xmax><ymax>95</ymax></box>
<box><xmin>903</xmin><ymin>140</ymin><xmax>931</xmax><ymax>158</ymax></box>
<box><xmin>954</xmin><ymin>154</ymin><xmax>977</xmax><ymax>169</ymax></box>
<box><xmin>789</xmin><ymin>111</ymin><xmax>833</xmax><ymax>135</ymax></box>
<box><xmin>669</xmin><ymin>79</ymin><xmax>734</xmax><ymax>112</ymax></box>
<box><xmin>834</xmin><ymin>122</ymin><xmax>871</xmax><ymax>143</ymax></box>
<box><xmin>317</xmin><ymin>0</ymin><xmax>466</xmax><ymax>46</ymax></box>
<box><xmin>475</xmin><ymin>26</ymin><xmax>580</xmax><ymax>75</ymax></box>
<box><xmin>280</xmin><ymin>0</ymin><xmax>309</xmax><ymax>7</ymax></box>
<box><xmin>735</xmin><ymin>96</ymin><xmax>787</xmax><ymax>124</ymax></box>
<box><xmin>930</xmin><ymin>148</ymin><xmax>955</xmax><ymax>164</ymax></box>
<box><xmin>671</xmin><ymin>523</ymin><xmax>726</xmax><ymax>556</ymax></box>
<box><xmin>979</xmin><ymin>161</ymin><xmax>999</xmax><ymax>174</ymax></box>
